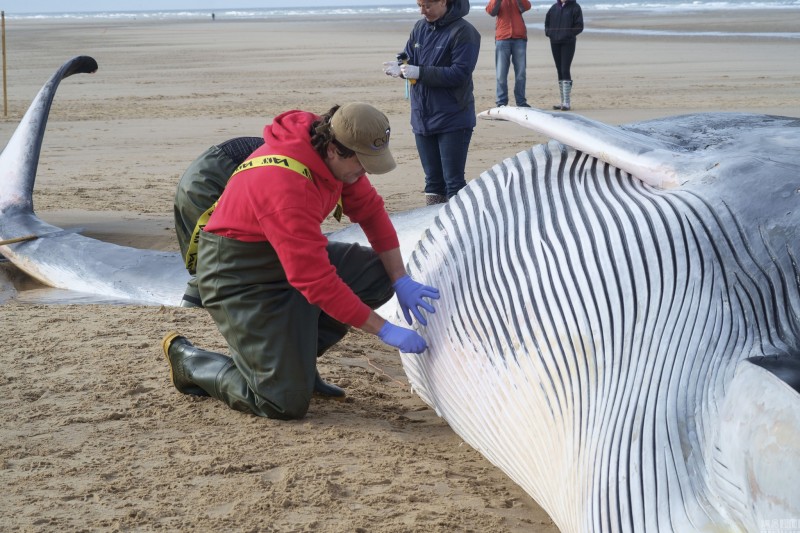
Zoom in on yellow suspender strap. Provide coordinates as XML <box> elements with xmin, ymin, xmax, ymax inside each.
<box><xmin>184</xmin><ymin>154</ymin><xmax>343</xmax><ymax>273</ymax></box>
<box><xmin>232</xmin><ymin>154</ymin><xmax>313</xmax><ymax>181</ymax></box>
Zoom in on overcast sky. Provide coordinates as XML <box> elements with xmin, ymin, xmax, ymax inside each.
<box><xmin>0</xmin><ymin>1</ymin><xmax>404</xmax><ymax>14</ymax></box>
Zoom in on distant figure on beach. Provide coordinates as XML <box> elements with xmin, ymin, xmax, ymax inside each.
<box><xmin>485</xmin><ymin>0</ymin><xmax>532</xmax><ymax>108</ymax></box>
<box><xmin>383</xmin><ymin>0</ymin><xmax>480</xmax><ymax>205</ymax></box>
<box><xmin>162</xmin><ymin>103</ymin><xmax>439</xmax><ymax>420</ymax></box>
<box><xmin>211</xmin><ymin>12</ymin><xmax>215</xmax><ymax>21</ymax></box>
<box><xmin>545</xmin><ymin>0</ymin><xmax>583</xmax><ymax>111</ymax></box>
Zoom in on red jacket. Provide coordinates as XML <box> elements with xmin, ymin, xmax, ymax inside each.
<box><xmin>204</xmin><ymin>110</ymin><xmax>399</xmax><ymax>328</ymax></box>
<box><xmin>486</xmin><ymin>0</ymin><xmax>531</xmax><ymax>40</ymax></box>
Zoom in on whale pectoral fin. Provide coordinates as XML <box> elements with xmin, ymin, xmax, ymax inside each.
<box><xmin>478</xmin><ymin>106</ymin><xmax>695</xmax><ymax>189</ymax></box>
<box><xmin>710</xmin><ymin>359</ymin><xmax>800</xmax><ymax>529</ymax></box>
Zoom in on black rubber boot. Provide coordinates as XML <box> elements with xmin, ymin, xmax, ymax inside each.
<box><xmin>162</xmin><ymin>331</ymin><xmax>229</xmax><ymax>397</ymax></box>
<box><xmin>313</xmin><ymin>371</ymin><xmax>346</xmax><ymax>400</ymax></box>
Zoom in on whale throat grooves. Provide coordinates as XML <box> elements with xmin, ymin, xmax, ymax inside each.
<box><xmin>400</xmin><ymin>140</ymin><xmax>800</xmax><ymax>532</ymax></box>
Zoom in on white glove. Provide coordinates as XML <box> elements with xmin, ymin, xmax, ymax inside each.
<box><xmin>383</xmin><ymin>61</ymin><xmax>402</xmax><ymax>78</ymax></box>
<box><xmin>400</xmin><ymin>64</ymin><xmax>420</xmax><ymax>80</ymax></box>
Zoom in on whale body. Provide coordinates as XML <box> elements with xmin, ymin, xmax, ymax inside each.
<box><xmin>400</xmin><ymin>107</ymin><xmax>800</xmax><ymax>532</ymax></box>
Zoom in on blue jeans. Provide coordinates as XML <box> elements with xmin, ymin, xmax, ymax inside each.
<box><xmin>495</xmin><ymin>38</ymin><xmax>528</xmax><ymax>106</ymax></box>
<box><xmin>415</xmin><ymin>128</ymin><xmax>473</xmax><ymax>199</ymax></box>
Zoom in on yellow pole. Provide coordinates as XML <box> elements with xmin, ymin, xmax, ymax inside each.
<box><xmin>2</xmin><ymin>11</ymin><xmax>6</xmax><ymax>117</ymax></box>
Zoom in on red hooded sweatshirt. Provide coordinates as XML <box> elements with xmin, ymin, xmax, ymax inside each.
<box><xmin>203</xmin><ymin>110</ymin><xmax>399</xmax><ymax>327</ymax></box>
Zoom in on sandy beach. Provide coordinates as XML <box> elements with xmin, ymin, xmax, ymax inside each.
<box><xmin>1</xmin><ymin>7</ymin><xmax>799</xmax><ymax>531</ymax></box>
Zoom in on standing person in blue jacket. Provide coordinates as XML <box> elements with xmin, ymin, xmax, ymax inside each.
<box><xmin>383</xmin><ymin>0</ymin><xmax>481</xmax><ymax>205</ymax></box>
<box><xmin>545</xmin><ymin>0</ymin><xmax>583</xmax><ymax>111</ymax></box>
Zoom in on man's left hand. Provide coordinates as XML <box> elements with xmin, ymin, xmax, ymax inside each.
<box><xmin>393</xmin><ymin>275</ymin><xmax>440</xmax><ymax>326</ymax></box>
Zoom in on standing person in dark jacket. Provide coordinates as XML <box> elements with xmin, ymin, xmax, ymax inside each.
<box><xmin>486</xmin><ymin>0</ymin><xmax>532</xmax><ymax>108</ymax></box>
<box><xmin>383</xmin><ymin>0</ymin><xmax>481</xmax><ymax>205</ymax></box>
<box><xmin>545</xmin><ymin>0</ymin><xmax>583</xmax><ymax>111</ymax></box>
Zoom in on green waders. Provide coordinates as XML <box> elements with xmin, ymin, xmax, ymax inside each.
<box><xmin>173</xmin><ymin>138</ymin><xmax>263</xmax><ymax>307</ymax></box>
<box><xmin>188</xmin><ymin>231</ymin><xmax>393</xmax><ymax>419</ymax></box>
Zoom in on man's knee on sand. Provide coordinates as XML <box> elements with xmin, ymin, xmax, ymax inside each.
<box><xmin>255</xmin><ymin>388</ymin><xmax>312</xmax><ymax>420</ymax></box>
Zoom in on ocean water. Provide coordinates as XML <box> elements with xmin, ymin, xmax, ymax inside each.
<box><xmin>4</xmin><ymin>0</ymin><xmax>800</xmax><ymax>21</ymax></box>
<box><xmin>3</xmin><ymin>1</ymin><xmax>799</xmax><ymax>39</ymax></box>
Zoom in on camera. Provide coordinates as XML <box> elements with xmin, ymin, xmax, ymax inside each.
<box><xmin>395</xmin><ymin>52</ymin><xmax>415</xmax><ymax>84</ymax></box>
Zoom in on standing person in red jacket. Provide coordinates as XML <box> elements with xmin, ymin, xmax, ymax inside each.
<box><xmin>162</xmin><ymin>103</ymin><xmax>440</xmax><ymax>420</ymax></box>
<box><xmin>486</xmin><ymin>0</ymin><xmax>532</xmax><ymax>108</ymax></box>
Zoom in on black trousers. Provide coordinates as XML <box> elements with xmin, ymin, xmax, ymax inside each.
<box><xmin>550</xmin><ymin>40</ymin><xmax>576</xmax><ymax>81</ymax></box>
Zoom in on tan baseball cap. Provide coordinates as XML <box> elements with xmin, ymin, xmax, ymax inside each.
<box><xmin>330</xmin><ymin>103</ymin><xmax>396</xmax><ymax>175</ymax></box>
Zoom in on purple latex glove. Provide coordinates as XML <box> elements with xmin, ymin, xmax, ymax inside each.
<box><xmin>377</xmin><ymin>322</ymin><xmax>428</xmax><ymax>354</ymax></box>
<box><xmin>393</xmin><ymin>275</ymin><xmax>440</xmax><ymax>326</ymax></box>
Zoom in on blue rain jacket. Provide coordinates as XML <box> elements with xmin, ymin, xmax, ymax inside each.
<box><xmin>403</xmin><ymin>0</ymin><xmax>481</xmax><ymax>135</ymax></box>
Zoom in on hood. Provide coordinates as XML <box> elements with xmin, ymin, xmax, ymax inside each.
<box><xmin>263</xmin><ymin>110</ymin><xmax>328</xmax><ymax>175</ymax></box>
<box><xmin>262</xmin><ymin>109</ymin><xmax>342</xmax><ymax>192</ymax></box>
<box><xmin>434</xmin><ymin>0</ymin><xmax>470</xmax><ymax>27</ymax></box>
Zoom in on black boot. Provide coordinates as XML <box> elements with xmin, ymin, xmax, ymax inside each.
<box><xmin>314</xmin><ymin>371</ymin><xmax>346</xmax><ymax>400</ymax></box>
<box><xmin>162</xmin><ymin>331</ymin><xmax>228</xmax><ymax>397</ymax></box>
